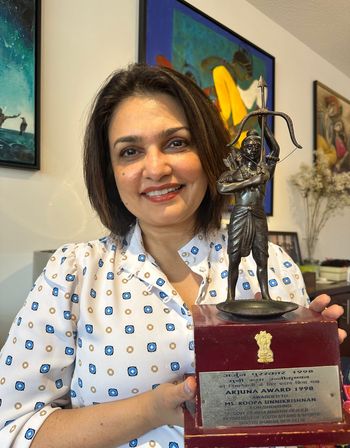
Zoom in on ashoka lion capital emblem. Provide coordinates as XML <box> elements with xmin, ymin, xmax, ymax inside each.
<box><xmin>255</xmin><ymin>330</ymin><xmax>273</xmax><ymax>363</ymax></box>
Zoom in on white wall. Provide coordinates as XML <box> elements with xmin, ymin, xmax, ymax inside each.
<box><xmin>0</xmin><ymin>0</ymin><xmax>138</xmax><ymax>344</ymax></box>
<box><xmin>1</xmin><ymin>0</ymin><xmax>349</xmax><ymax>345</ymax></box>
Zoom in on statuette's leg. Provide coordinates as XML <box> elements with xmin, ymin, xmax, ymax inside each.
<box><xmin>256</xmin><ymin>264</ymin><xmax>272</xmax><ymax>301</ymax></box>
<box><xmin>227</xmin><ymin>258</ymin><xmax>239</xmax><ymax>302</ymax></box>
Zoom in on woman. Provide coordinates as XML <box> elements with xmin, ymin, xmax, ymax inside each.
<box><xmin>0</xmin><ymin>64</ymin><xmax>345</xmax><ymax>448</ymax></box>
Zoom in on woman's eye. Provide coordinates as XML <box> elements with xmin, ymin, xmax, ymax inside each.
<box><xmin>119</xmin><ymin>147</ymin><xmax>139</xmax><ymax>158</ymax></box>
<box><xmin>167</xmin><ymin>138</ymin><xmax>188</xmax><ymax>150</ymax></box>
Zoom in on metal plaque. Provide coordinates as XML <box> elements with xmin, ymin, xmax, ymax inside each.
<box><xmin>199</xmin><ymin>366</ymin><xmax>342</xmax><ymax>427</ymax></box>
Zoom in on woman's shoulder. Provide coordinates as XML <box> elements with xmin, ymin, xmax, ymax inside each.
<box><xmin>53</xmin><ymin>235</ymin><xmax>121</xmax><ymax>259</ymax></box>
<box><xmin>268</xmin><ymin>241</ymin><xmax>293</xmax><ymax>262</ymax></box>
<box><xmin>41</xmin><ymin>235</ymin><xmax>122</xmax><ymax>280</ymax></box>
<box><xmin>267</xmin><ymin>241</ymin><xmax>302</xmax><ymax>275</ymax></box>
<box><xmin>206</xmin><ymin>226</ymin><xmax>227</xmax><ymax>243</ymax></box>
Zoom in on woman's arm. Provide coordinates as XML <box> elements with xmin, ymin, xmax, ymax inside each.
<box><xmin>0</xmin><ymin>244</ymin><xmax>81</xmax><ymax>445</ymax></box>
<box><xmin>31</xmin><ymin>377</ymin><xmax>196</xmax><ymax>448</ymax></box>
<box><xmin>268</xmin><ymin>242</ymin><xmax>346</xmax><ymax>344</ymax></box>
<box><xmin>0</xmin><ymin>242</ymin><xmax>197</xmax><ymax>447</ymax></box>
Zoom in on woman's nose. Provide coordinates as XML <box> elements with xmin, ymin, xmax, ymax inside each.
<box><xmin>143</xmin><ymin>148</ymin><xmax>172</xmax><ymax>180</ymax></box>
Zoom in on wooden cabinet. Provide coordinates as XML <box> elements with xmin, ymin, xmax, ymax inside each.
<box><xmin>309</xmin><ymin>282</ymin><xmax>350</xmax><ymax>357</ymax></box>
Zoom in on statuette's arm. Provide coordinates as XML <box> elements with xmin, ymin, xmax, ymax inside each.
<box><xmin>217</xmin><ymin>171</ymin><xmax>268</xmax><ymax>194</ymax></box>
<box><xmin>264</xmin><ymin>124</ymin><xmax>280</xmax><ymax>177</ymax></box>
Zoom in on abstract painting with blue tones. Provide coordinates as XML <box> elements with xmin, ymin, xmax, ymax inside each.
<box><xmin>0</xmin><ymin>0</ymin><xmax>40</xmax><ymax>169</ymax></box>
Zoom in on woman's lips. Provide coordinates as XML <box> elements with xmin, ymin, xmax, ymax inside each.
<box><xmin>142</xmin><ymin>185</ymin><xmax>184</xmax><ymax>202</ymax></box>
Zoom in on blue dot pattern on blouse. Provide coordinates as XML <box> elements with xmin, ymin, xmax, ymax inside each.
<box><xmin>0</xmin><ymin>222</ymin><xmax>308</xmax><ymax>447</ymax></box>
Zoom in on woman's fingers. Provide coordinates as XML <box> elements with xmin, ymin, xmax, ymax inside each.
<box><xmin>309</xmin><ymin>294</ymin><xmax>347</xmax><ymax>344</ymax></box>
<box><xmin>338</xmin><ymin>328</ymin><xmax>348</xmax><ymax>344</ymax></box>
<box><xmin>309</xmin><ymin>293</ymin><xmax>331</xmax><ymax>312</ymax></box>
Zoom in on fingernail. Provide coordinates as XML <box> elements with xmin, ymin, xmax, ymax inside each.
<box><xmin>184</xmin><ymin>381</ymin><xmax>192</xmax><ymax>395</ymax></box>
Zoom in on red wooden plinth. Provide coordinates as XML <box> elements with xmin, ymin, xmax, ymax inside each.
<box><xmin>184</xmin><ymin>304</ymin><xmax>350</xmax><ymax>447</ymax></box>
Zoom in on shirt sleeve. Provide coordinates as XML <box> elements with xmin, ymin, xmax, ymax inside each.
<box><xmin>268</xmin><ymin>242</ymin><xmax>310</xmax><ymax>307</ymax></box>
<box><xmin>0</xmin><ymin>244</ymin><xmax>81</xmax><ymax>446</ymax></box>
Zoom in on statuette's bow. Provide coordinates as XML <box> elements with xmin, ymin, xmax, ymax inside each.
<box><xmin>228</xmin><ymin>76</ymin><xmax>302</xmax><ymax>158</ymax></box>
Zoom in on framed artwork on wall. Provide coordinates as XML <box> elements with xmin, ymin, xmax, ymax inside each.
<box><xmin>268</xmin><ymin>231</ymin><xmax>302</xmax><ymax>265</ymax></box>
<box><xmin>139</xmin><ymin>0</ymin><xmax>275</xmax><ymax>215</ymax></box>
<box><xmin>313</xmin><ymin>80</ymin><xmax>350</xmax><ymax>173</ymax></box>
<box><xmin>0</xmin><ymin>0</ymin><xmax>41</xmax><ymax>170</ymax></box>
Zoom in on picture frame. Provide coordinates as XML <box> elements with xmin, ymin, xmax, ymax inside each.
<box><xmin>268</xmin><ymin>231</ymin><xmax>302</xmax><ymax>265</ymax></box>
<box><xmin>313</xmin><ymin>80</ymin><xmax>350</xmax><ymax>173</ymax></box>
<box><xmin>0</xmin><ymin>0</ymin><xmax>41</xmax><ymax>170</ymax></box>
<box><xmin>139</xmin><ymin>0</ymin><xmax>275</xmax><ymax>215</ymax></box>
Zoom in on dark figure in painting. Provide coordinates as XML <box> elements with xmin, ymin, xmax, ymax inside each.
<box><xmin>20</xmin><ymin>117</ymin><xmax>28</xmax><ymax>135</ymax></box>
<box><xmin>0</xmin><ymin>108</ymin><xmax>20</xmax><ymax>128</ymax></box>
<box><xmin>217</xmin><ymin>124</ymin><xmax>279</xmax><ymax>302</ymax></box>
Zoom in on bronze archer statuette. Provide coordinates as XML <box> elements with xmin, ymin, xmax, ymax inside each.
<box><xmin>216</xmin><ymin>77</ymin><xmax>302</xmax><ymax>318</ymax></box>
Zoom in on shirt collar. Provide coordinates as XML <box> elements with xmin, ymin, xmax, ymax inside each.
<box><xmin>121</xmin><ymin>222</ymin><xmax>221</xmax><ymax>276</ymax></box>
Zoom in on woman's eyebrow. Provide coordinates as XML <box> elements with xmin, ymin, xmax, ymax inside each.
<box><xmin>160</xmin><ymin>126</ymin><xmax>189</xmax><ymax>137</ymax></box>
<box><xmin>112</xmin><ymin>135</ymin><xmax>141</xmax><ymax>149</ymax></box>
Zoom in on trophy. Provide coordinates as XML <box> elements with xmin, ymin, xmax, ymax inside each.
<box><xmin>184</xmin><ymin>77</ymin><xmax>350</xmax><ymax>447</ymax></box>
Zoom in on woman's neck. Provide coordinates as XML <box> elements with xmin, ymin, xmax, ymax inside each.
<box><xmin>139</xmin><ymin>221</ymin><xmax>195</xmax><ymax>260</ymax></box>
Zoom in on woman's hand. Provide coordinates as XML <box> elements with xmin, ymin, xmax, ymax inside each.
<box><xmin>31</xmin><ymin>376</ymin><xmax>197</xmax><ymax>448</ymax></box>
<box><xmin>309</xmin><ymin>293</ymin><xmax>347</xmax><ymax>344</ymax></box>
<box><xmin>150</xmin><ymin>376</ymin><xmax>197</xmax><ymax>427</ymax></box>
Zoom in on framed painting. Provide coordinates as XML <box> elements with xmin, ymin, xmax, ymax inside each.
<box><xmin>268</xmin><ymin>231</ymin><xmax>302</xmax><ymax>265</ymax></box>
<box><xmin>314</xmin><ymin>81</ymin><xmax>350</xmax><ymax>173</ymax></box>
<box><xmin>0</xmin><ymin>0</ymin><xmax>41</xmax><ymax>170</ymax></box>
<box><xmin>139</xmin><ymin>0</ymin><xmax>275</xmax><ymax>215</ymax></box>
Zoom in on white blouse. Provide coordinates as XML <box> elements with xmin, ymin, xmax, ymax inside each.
<box><xmin>0</xmin><ymin>223</ymin><xmax>308</xmax><ymax>447</ymax></box>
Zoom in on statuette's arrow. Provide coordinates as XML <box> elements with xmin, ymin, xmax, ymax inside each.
<box><xmin>257</xmin><ymin>75</ymin><xmax>267</xmax><ymax>109</ymax></box>
<box><xmin>257</xmin><ymin>75</ymin><xmax>267</xmax><ymax>162</ymax></box>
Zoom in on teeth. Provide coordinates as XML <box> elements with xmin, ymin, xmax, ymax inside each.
<box><xmin>145</xmin><ymin>186</ymin><xmax>181</xmax><ymax>197</ymax></box>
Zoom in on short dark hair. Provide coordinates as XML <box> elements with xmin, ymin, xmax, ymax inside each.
<box><xmin>84</xmin><ymin>63</ymin><xmax>230</xmax><ymax>237</ymax></box>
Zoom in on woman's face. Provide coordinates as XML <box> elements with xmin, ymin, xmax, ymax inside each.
<box><xmin>108</xmin><ymin>93</ymin><xmax>208</xmax><ymax>233</ymax></box>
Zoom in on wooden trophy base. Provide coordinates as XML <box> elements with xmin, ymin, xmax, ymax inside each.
<box><xmin>184</xmin><ymin>304</ymin><xmax>350</xmax><ymax>447</ymax></box>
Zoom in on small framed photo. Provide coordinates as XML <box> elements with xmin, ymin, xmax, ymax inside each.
<box><xmin>313</xmin><ymin>80</ymin><xmax>350</xmax><ymax>173</ymax></box>
<box><xmin>139</xmin><ymin>0</ymin><xmax>275</xmax><ymax>216</ymax></box>
<box><xmin>268</xmin><ymin>231</ymin><xmax>302</xmax><ymax>264</ymax></box>
<box><xmin>0</xmin><ymin>0</ymin><xmax>41</xmax><ymax>169</ymax></box>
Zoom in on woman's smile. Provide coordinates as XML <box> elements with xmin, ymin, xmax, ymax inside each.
<box><xmin>141</xmin><ymin>183</ymin><xmax>184</xmax><ymax>202</ymax></box>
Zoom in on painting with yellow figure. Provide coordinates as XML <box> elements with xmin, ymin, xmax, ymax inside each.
<box><xmin>314</xmin><ymin>81</ymin><xmax>350</xmax><ymax>173</ymax></box>
<box><xmin>317</xmin><ymin>134</ymin><xmax>337</xmax><ymax>168</ymax></box>
<box><xmin>212</xmin><ymin>65</ymin><xmax>248</xmax><ymax>146</ymax></box>
<box><xmin>139</xmin><ymin>0</ymin><xmax>275</xmax><ymax>215</ymax></box>
<box><xmin>212</xmin><ymin>65</ymin><xmax>267</xmax><ymax>146</ymax></box>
